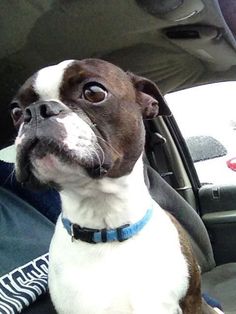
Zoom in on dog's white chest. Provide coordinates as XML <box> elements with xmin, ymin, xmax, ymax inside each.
<box><xmin>49</xmin><ymin>208</ymin><xmax>188</xmax><ymax>314</ymax></box>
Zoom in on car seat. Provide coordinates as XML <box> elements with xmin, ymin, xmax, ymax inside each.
<box><xmin>145</xmin><ymin>165</ymin><xmax>236</xmax><ymax>314</ymax></box>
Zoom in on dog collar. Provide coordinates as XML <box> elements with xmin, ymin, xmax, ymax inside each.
<box><xmin>61</xmin><ymin>208</ymin><xmax>153</xmax><ymax>244</ymax></box>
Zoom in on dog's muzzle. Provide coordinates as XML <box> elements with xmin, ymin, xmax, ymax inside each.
<box><xmin>15</xmin><ymin>100</ymin><xmax>111</xmax><ymax>187</ymax></box>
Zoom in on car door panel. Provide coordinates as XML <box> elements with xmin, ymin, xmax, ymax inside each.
<box><xmin>199</xmin><ymin>184</ymin><xmax>236</xmax><ymax>265</ymax></box>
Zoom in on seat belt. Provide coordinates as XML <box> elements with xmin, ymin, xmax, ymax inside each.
<box><xmin>145</xmin><ymin>124</ymin><xmax>177</xmax><ymax>187</ymax></box>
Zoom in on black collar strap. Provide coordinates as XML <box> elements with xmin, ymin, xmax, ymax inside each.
<box><xmin>61</xmin><ymin>208</ymin><xmax>153</xmax><ymax>244</ymax></box>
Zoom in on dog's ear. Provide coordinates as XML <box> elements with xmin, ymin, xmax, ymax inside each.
<box><xmin>127</xmin><ymin>72</ymin><xmax>171</xmax><ymax>119</ymax></box>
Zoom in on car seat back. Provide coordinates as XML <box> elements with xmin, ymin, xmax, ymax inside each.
<box><xmin>144</xmin><ymin>164</ymin><xmax>215</xmax><ymax>273</ymax></box>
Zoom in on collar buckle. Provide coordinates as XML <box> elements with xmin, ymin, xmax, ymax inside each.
<box><xmin>72</xmin><ymin>224</ymin><xmax>98</xmax><ymax>244</ymax></box>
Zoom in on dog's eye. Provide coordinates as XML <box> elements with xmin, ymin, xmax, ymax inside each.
<box><xmin>82</xmin><ymin>83</ymin><xmax>108</xmax><ymax>103</ymax></box>
<box><xmin>11</xmin><ymin>106</ymin><xmax>23</xmax><ymax>122</ymax></box>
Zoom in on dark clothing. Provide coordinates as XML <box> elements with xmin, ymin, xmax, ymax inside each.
<box><xmin>0</xmin><ymin>160</ymin><xmax>59</xmax><ymax>313</ymax></box>
<box><xmin>0</xmin><ymin>160</ymin><xmax>61</xmax><ymax>223</ymax></box>
<box><xmin>0</xmin><ymin>187</ymin><xmax>54</xmax><ymax>313</ymax></box>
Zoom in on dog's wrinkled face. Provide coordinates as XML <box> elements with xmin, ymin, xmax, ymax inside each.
<box><xmin>11</xmin><ymin>59</ymin><xmax>170</xmax><ymax>189</ymax></box>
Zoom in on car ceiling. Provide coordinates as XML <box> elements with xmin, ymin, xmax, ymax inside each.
<box><xmin>1</xmin><ymin>0</ymin><xmax>236</xmax><ymax>148</ymax></box>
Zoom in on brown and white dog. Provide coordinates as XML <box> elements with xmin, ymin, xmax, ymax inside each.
<box><xmin>11</xmin><ymin>59</ymin><xmax>221</xmax><ymax>314</ymax></box>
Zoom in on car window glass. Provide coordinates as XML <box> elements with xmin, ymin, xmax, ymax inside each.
<box><xmin>166</xmin><ymin>82</ymin><xmax>236</xmax><ymax>184</ymax></box>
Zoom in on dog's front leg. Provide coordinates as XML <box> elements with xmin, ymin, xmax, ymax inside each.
<box><xmin>181</xmin><ymin>295</ymin><xmax>223</xmax><ymax>314</ymax></box>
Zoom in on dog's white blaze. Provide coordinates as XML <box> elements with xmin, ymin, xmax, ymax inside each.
<box><xmin>56</xmin><ymin>113</ymin><xmax>97</xmax><ymax>153</ymax></box>
<box><xmin>34</xmin><ymin>60</ymin><xmax>74</xmax><ymax>100</ymax></box>
<box><xmin>49</xmin><ymin>157</ymin><xmax>189</xmax><ymax>314</ymax></box>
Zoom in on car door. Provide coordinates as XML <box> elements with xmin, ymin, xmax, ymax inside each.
<box><xmin>166</xmin><ymin>82</ymin><xmax>236</xmax><ymax>265</ymax></box>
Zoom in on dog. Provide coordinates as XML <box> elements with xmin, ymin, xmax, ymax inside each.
<box><xmin>11</xmin><ymin>59</ymin><xmax>221</xmax><ymax>314</ymax></box>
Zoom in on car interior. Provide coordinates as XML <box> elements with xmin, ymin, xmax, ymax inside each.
<box><xmin>1</xmin><ymin>0</ymin><xmax>236</xmax><ymax>313</ymax></box>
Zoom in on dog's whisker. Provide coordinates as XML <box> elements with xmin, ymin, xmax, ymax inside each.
<box><xmin>3</xmin><ymin>166</ymin><xmax>16</xmax><ymax>185</ymax></box>
<box><xmin>10</xmin><ymin>167</ymin><xmax>16</xmax><ymax>184</ymax></box>
<box><xmin>91</xmin><ymin>147</ymin><xmax>103</xmax><ymax>169</ymax></box>
<box><xmin>95</xmin><ymin>143</ymin><xmax>105</xmax><ymax>166</ymax></box>
<box><xmin>95</xmin><ymin>135</ymin><xmax>122</xmax><ymax>158</ymax></box>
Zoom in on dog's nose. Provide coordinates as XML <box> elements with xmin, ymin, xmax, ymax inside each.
<box><xmin>24</xmin><ymin>101</ymin><xmax>66</xmax><ymax>123</ymax></box>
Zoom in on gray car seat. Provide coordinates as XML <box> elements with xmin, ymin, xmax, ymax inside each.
<box><xmin>145</xmin><ymin>165</ymin><xmax>236</xmax><ymax>314</ymax></box>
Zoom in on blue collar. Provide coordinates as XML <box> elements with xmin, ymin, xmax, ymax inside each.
<box><xmin>61</xmin><ymin>208</ymin><xmax>153</xmax><ymax>244</ymax></box>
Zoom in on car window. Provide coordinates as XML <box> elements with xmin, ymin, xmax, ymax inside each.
<box><xmin>166</xmin><ymin>82</ymin><xmax>236</xmax><ymax>185</ymax></box>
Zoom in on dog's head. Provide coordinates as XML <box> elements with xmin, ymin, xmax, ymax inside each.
<box><xmin>11</xmin><ymin>59</ymin><xmax>170</xmax><ymax>189</ymax></box>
